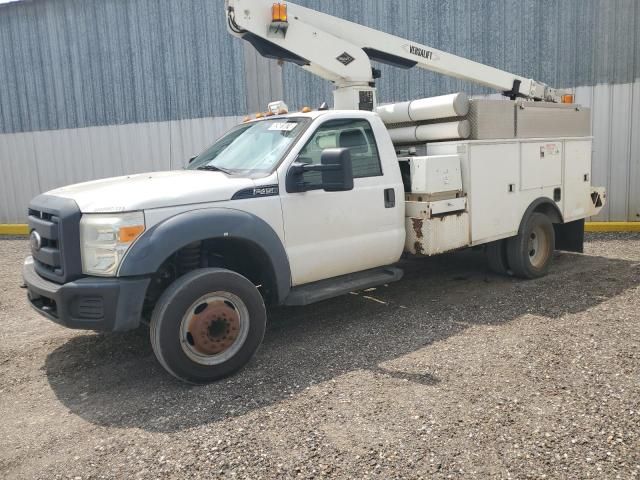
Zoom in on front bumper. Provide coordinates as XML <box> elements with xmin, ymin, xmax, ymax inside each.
<box><xmin>23</xmin><ymin>257</ymin><xmax>150</xmax><ymax>332</ymax></box>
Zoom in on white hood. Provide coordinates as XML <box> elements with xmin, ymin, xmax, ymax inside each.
<box><xmin>48</xmin><ymin>170</ymin><xmax>258</xmax><ymax>213</ymax></box>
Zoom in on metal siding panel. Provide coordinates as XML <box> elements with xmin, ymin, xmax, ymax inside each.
<box><xmin>0</xmin><ymin>137</ymin><xmax>20</xmax><ymax>222</ymax></box>
<box><xmin>636</xmin><ymin>0</ymin><xmax>640</xmax><ymax>80</ymax></box>
<box><xmin>243</xmin><ymin>44</ymin><xmax>285</xmax><ymax>113</ymax></box>
<box><xmin>612</xmin><ymin>0</ymin><xmax>636</xmax><ymax>85</ymax></box>
<box><xmin>557</xmin><ymin>0</ymin><xmax>578</xmax><ymax>88</ymax></box>
<box><xmin>503</xmin><ymin>0</ymin><xmax>523</xmax><ymax>83</ymax></box>
<box><xmin>593</xmin><ymin>0</ymin><xmax>616</xmax><ymax>85</ymax></box>
<box><xmin>628</xmin><ymin>81</ymin><xmax>640</xmax><ymax>221</ymax></box>
<box><xmin>608</xmin><ymin>84</ymin><xmax>632</xmax><ymax>221</ymax></box>
<box><xmin>575</xmin><ymin>0</ymin><xmax>597</xmax><ymax>87</ymax></box>
<box><xmin>0</xmin><ymin>0</ymin><xmax>638</xmax><ymax>224</ymax></box>
<box><xmin>590</xmin><ymin>84</ymin><xmax>612</xmax><ymax>221</ymax></box>
<box><xmin>0</xmin><ymin>132</ymin><xmax>42</xmax><ymax>223</ymax></box>
<box><xmin>0</xmin><ymin>115</ymin><xmax>242</xmax><ymax>223</ymax></box>
<box><xmin>0</xmin><ymin>0</ymin><xmax>247</xmax><ymax>134</ymax></box>
<box><xmin>539</xmin><ymin>0</ymin><xmax>559</xmax><ymax>87</ymax></box>
<box><xmin>1</xmin><ymin>0</ymin><xmax>638</xmax><ymax>134</ymax></box>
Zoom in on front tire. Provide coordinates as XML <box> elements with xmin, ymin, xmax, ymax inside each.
<box><xmin>150</xmin><ymin>268</ymin><xmax>266</xmax><ymax>384</ymax></box>
<box><xmin>506</xmin><ymin>213</ymin><xmax>555</xmax><ymax>279</ymax></box>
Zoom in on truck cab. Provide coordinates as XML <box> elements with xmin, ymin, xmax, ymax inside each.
<box><xmin>23</xmin><ymin>110</ymin><xmax>409</xmax><ymax>383</ymax></box>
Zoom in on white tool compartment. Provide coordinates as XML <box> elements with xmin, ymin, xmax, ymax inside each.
<box><xmin>425</xmin><ymin>137</ymin><xmax>598</xmax><ymax>247</ymax></box>
<box><xmin>405</xmin><ymin>212</ymin><xmax>470</xmax><ymax>256</ymax></box>
<box><xmin>520</xmin><ymin>141</ymin><xmax>563</xmax><ymax>190</ymax></box>
<box><xmin>405</xmin><ymin>155</ymin><xmax>462</xmax><ymax>196</ymax></box>
<box><xmin>563</xmin><ymin>139</ymin><xmax>595</xmax><ymax>222</ymax></box>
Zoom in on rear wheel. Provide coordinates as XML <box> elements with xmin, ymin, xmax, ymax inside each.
<box><xmin>150</xmin><ymin>268</ymin><xmax>266</xmax><ymax>384</ymax></box>
<box><xmin>506</xmin><ymin>213</ymin><xmax>555</xmax><ymax>279</ymax></box>
<box><xmin>486</xmin><ymin>239</ymin><xmax>511</xmax><ymax>276</ymax></box>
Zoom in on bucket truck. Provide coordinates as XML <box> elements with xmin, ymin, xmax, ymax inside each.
<box><xmin>22</xmin><ymin>0</ymin><xmax>605</xmax><ymax>383</ymax></box>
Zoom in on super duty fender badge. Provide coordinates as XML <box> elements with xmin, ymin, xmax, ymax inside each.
<box><xmin>403</xmin><ymin>44</ymin><xmax>439</xmax><ymax>61</ymax></box>
<box><xmin>232</xmin><ymin>185</ymin><xmax>280</xmax><ymax>200</ymax></box>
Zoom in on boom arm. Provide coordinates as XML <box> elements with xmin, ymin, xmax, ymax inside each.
<box><xmin>225</xmin><ymin>0</ymin><xmax>563</xmax><ymax>109</ymax></box>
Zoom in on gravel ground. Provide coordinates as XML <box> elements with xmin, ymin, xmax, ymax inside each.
<box><xmin>1</xmin><ymin>233</ymin><xmax>639</xmax><ymax>479</ymax></box>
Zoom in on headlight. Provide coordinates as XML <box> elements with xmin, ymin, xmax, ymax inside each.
<box><xmin>80</xmin><ymin>212</ymin><xmax>145</xmax><ymax>276</ymax></box>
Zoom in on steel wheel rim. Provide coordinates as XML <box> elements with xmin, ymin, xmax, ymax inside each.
<box><xmin>179</xmin><ymin>292</ymin><xmax>250</xmax><ymax>366</ymax></box>
<box><xmin>528</xmin><ymin>225</ymin><xmax>550</xmax><ymax>269</ymax></box>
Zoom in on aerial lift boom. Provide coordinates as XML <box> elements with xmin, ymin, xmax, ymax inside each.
<box><xmin>225</xmin><ymin>0</ymin><xmax>565</xmax><ymax>110</ymax></box>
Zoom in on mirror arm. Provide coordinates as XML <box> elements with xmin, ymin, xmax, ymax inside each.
<box><xmin>301</xmin><ymin>163</ymin><xmax>341</xmax><ymax>173</ymax></box>
<box><xmin>286</xmin><ymin>163</ymin><xmax>308</xmax><ymax>193</ymax></box>
<box><xmin>287</xmin><ymin>162</ymin><xmax>342</xmax><ymax>193</ymax></box>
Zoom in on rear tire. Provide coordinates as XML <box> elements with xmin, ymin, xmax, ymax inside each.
<box><xmin>486</xmin><ymin>240</ymin><xmax>511</xmax><ymax>275</ymax></box>
<box><xmin>506</xmin><ymin>213</ymin><xmax>555</xmax><ymax>279</ymax></box>
<box><xmin>150</xmin><ymin>268</ymin><xmax>266</xmax><ymax>384</ymax></box>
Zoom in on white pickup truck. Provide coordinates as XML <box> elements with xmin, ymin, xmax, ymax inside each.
<box><xmin>23</xmin><ymin>0</ymin><xmax>606</xmax><ymax>383</ymax></box>
<box><xmin>23</xmin><ymin>105</ymin><xmax>605</xmax><ymax>383</ymax></box>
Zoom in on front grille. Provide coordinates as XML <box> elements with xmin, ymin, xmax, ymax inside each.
<box><xmin>28</xmin><ymin>195</ymin><xmax>83</xmax><ymax>284</ymax></box>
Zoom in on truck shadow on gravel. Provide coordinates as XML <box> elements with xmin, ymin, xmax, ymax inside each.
<box><xmin>44</xmin><ymin>248</ymin><xmax>640</xmax><ymax>432</ymax></box>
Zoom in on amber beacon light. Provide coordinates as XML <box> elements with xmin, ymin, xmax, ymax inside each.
<box><xmin>272</xmin><ymin>3</ymin><xmax>287</xmax><ymax>22</ymax></box>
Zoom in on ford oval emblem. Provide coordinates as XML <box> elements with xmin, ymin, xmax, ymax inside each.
<box><xmin>30</xmin><ymin>230</ymin><xmax>42</xmax><ymax>252</ymax></box>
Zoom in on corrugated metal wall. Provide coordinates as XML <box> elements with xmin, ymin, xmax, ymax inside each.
<box><xmin>0</xmin><ymin>0</ymin><xmax>638</xmax><ymax>223</ymax></box>
<box><xmin>0</xmin><ymin>116</ymin><xmax>243</xmax><ymax>224</ymax></box>
<box><xmin>0</xmin><ymin>0</ymin><xmax>246</xmax><ymax>133</ymax></box>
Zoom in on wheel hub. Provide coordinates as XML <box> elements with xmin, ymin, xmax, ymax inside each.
<box><xmin>186</xmin><ymin>300</ymin><xmax>241</xmax><ymax>356</ymax></box>
<box><xmin>528</xmin><ymin>225</ymin><xmax>549</xmax><ymax>268</ymax></box>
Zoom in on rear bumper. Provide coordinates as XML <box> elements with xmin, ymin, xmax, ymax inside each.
<box><xmin>23</xmin><ymin>257</ymin><xmax>150</xmax><ymax>332</ymax></box>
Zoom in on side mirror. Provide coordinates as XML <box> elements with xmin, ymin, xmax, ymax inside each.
<box><xmin>319</xmin><ymin>148</ymin><xmax>354</xmax><ymax>192</ymax></box>
<box><xmin>286</xmin><ymin>148</ymin><xmax>354</xmax><ymax>193</ymax></box>
<box><xmin>188</xmin><ymin>155</ymin><xmax>197</xmax><ymax>165</ymax></box>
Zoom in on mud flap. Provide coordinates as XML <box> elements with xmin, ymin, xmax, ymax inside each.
<box><xmin>554</xmin><ymin>219</ymin><xmax>585</xmax><ymax>253</ymax></box>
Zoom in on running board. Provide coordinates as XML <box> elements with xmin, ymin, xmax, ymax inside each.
<box><xmin>283</xmin><ymin>267</ymin><xmax>404</xmax><ymax>306</ymax></box>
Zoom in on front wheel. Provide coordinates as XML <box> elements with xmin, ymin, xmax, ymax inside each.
<box><xmin>506</xmin><ymin>213</ymin><xmax>555</xmax><ymax>279</ymax></box>
<box><xmin>150</xmin><ymin>268</ymin><xmax>267</xmax><ymax>384</ymax></box>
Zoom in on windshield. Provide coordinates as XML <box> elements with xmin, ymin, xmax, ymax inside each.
<box><xmin>187</xmin><ymin>118</ymin><xmax>309</xmax><ymax>174</ymax></box>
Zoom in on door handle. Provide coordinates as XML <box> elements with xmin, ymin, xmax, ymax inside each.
<box><xmin>384</xmin><ymin>188</ymin><xmax>396</xmax><ymax>208</ymax></box>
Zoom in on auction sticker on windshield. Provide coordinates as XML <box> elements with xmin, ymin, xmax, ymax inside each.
<box><xmin>269</xmin><ymin>123</ymin><xmax>298</xmax><ymax>132</ymax></box>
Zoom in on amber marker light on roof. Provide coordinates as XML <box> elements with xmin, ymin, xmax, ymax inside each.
<box><xmin>272</xmin><ymin>2</ymin><xmax>287</xmax><ymax>22</ymax></box>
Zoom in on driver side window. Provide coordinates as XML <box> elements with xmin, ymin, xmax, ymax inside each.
<box><xmin>297</xmin><ymin>119</ymin><xmax>382</xmax><ymax>187</ymax></box>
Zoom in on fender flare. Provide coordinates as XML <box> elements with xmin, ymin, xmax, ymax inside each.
<box><xmin>518</xmin><ymin>197</ymin><xmax>564</xmax><ymax>235</ymax></box>
<box><xmin>118</xmin><ymin>208</ymin><xmax>292</xmax><ymax>303</ymax></box>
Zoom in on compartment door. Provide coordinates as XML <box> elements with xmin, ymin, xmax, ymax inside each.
<box><xmin>468</xmin><ymin>143</ymin><xmax>520</xmax><ymax>244</ymax></box>
<box><xmin>563</xmin><ymin>140</ymin><xmax>593</xmax><ymax>222</ymax></box>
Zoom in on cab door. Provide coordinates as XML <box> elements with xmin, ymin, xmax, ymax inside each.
<box><xmin>279</xmin><ymin>117</ymin><xmax>404</xmax><ymax>286</ymax></box>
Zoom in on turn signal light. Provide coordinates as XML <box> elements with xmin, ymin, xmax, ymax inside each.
<box><xmin>119</xmin><ymin>225</ymin><xmax>144</xmax><ymax>243</ymax></box>
<box><xmin>562</xmin><ymin>94</ymin><xmax>574</xmax><ymax>104</ymax></box>
<box><xmin>272</xmin><ymin>3</ymin><xmax>287</xmax><ymax>22</ymax></box>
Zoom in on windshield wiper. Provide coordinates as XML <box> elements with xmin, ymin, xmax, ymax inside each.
<box><xmin>197</xmin><ymin>165</ymin><xmax>235</xmax><ymax>175</ymax></box>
